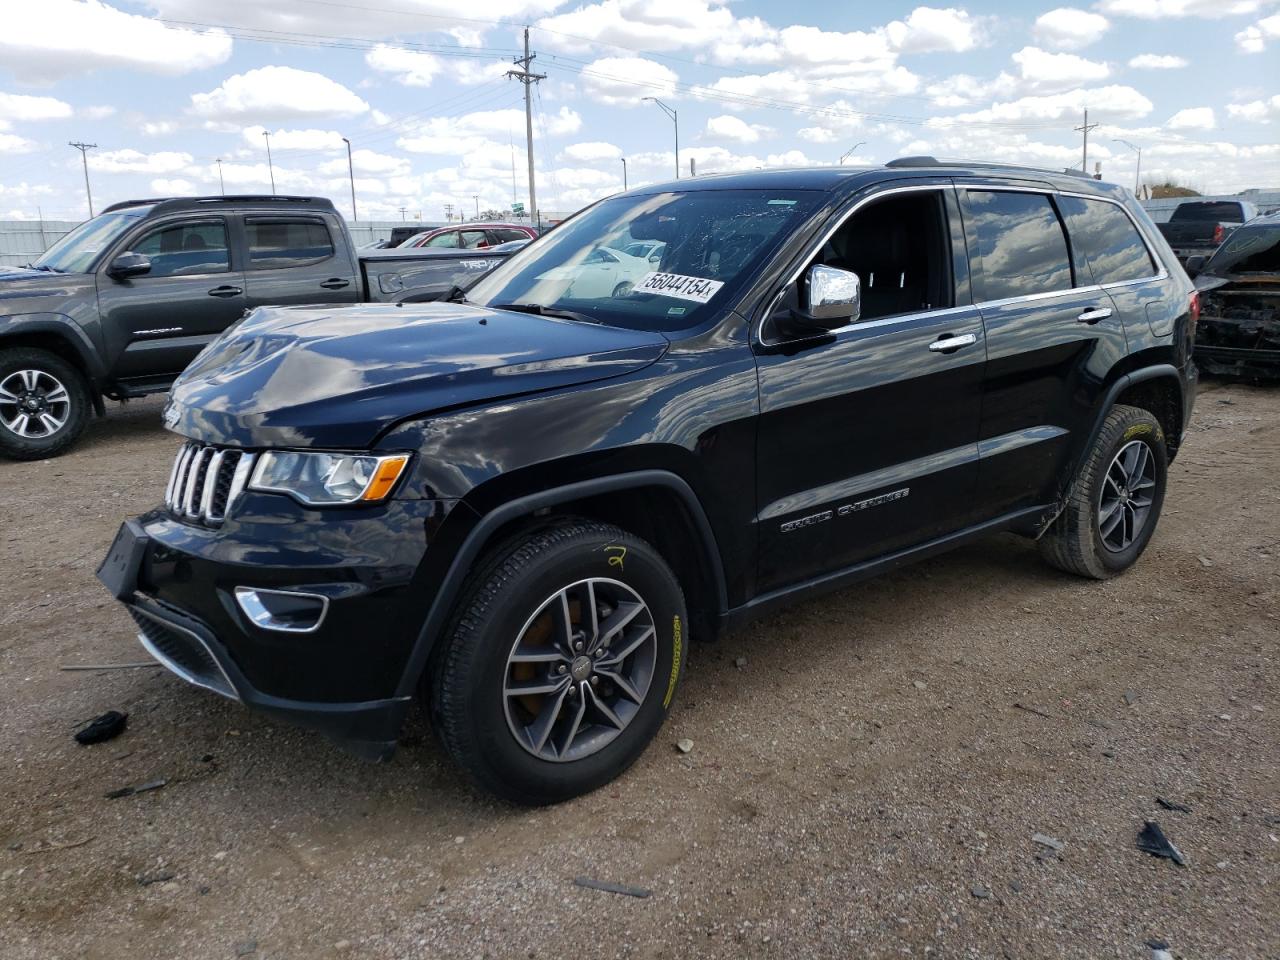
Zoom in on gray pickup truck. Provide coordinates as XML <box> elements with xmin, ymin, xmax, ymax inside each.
<box><xmin>0</xmin><ymin>195</ymin><xmax>514</xmax><ymax>459</ymax></box>
<box><xmin>1156</xmin><ymin>199</ymin><xmax>1259</xmax><ymax>266</ymax></box>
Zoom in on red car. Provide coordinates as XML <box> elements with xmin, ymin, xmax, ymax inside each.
<box><xmin>399</xmin><ymin>223</ymin><xmax>538</xmax><ymax>250</ymax></box>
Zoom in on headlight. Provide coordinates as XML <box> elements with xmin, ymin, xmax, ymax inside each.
<box><xmin>249</xmin><ymin>451</ymin><xmax>411</xmax><ymax>505</ymax></box>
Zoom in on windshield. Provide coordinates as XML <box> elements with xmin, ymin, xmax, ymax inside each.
<box><xmin>1204</xmin><ymin>224</ymin><xmax>1280</xmax><ymax>275</ymax></box>
<box><xmin>32</xmin><ymin>209</ymin><xmax>151</xmax><ymax>273</ymax></box>
<box><xmin>465</xmin><ymin>189</ymin><xmax>821</xmax><ymax>332</ymax></box>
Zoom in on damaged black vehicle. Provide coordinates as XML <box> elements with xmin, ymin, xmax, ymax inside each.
<box><xmin>1187</xmin><ymin>213</ymin><xmax>1280</xmax><ymax>379</ymax></box>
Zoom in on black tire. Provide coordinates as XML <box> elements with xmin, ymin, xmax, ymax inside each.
<box><xmin>430</xmin><ymin>520</ymin><xmax>688</xmax><ymax>805</ymax></box>
<box><xmin>0</xmin><ymin>347</ymin><xmax>90</xmax><ymax>461</ymax></box>
<box><xmin>1039</xmin><ymin>404</ymin><xmax>1168</xmax><ymax>579</ymax></box>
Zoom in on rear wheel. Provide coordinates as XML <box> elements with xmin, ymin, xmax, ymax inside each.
<box><xmin>0</xmin><ymin>348</ymin><xmax>90</xmax><ymax>461</ymax></box>
<box><xmin>430</xmin><ymin>520</ymin><xmax>687</xmax><ymax>804</ymax></box>
<box><xmin>1039</xmin><ymin>404</ymin><xmax>1168</xmax><ymax>579</ymax></box>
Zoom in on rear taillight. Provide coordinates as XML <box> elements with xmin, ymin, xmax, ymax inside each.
<box><xmin>1213</xmin><ymin>223</ymin><xmax>1225</xmax><ymax>245</ymax></box>
<box><xmin>1189</xmin><ymin>290</ymin><xmax>1200</xmax><ymax>336</ymax></box>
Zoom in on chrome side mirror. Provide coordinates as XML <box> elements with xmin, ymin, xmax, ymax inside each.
<box><xmin>802</xmin><ymin>264</ymin><xmax>861</xmax><ymax>327</ymax></box>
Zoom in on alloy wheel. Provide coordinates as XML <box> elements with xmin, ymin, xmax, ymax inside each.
<box><xmin>503</xmin><ymin>577</ymin><xmax>657</xmax><ymax>762</ymax></box>
<box><xmin>1097</xmin><ymin>439</ymin><xmax>1157</xmax><ymax>552</ymax></box>
<box><xmin>0</xmin><ymin>369</ymin><xmax>70</xmax><ymax>439</ymax></box>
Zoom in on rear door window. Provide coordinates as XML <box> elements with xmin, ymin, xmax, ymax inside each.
<box><xmin>967</xmin><ymin>191</ymin><xmax>1073</xmax><ymax>301</ymax></box>
<box><xmin>245</xmin><ymin>219</ymin><xmax>334</xmax><ymax>270</ymax></box>
<box><xmin>1058</xmin><ymin>196</ymin><xmax>1156</xmax><ymax>284</ymax></box>
<box><xmin>489</xmin><ymin>228</ymin><xmax>528</xmax><ymax>243</ymax></box>
<box><xmin>423</xmin><ymin>231</ymin><xmax>460</xmax><ymax>248</ymax></box>
<box><xmin>132</xmin><ymin>220</ymin><xmax>230</xmax><ymax>277</ymax></box>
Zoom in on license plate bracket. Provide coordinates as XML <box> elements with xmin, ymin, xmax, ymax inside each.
<box><xmin>96</xmin><ymin>520</ymin><xmax>149</xmax><ymax>601</ymax></box>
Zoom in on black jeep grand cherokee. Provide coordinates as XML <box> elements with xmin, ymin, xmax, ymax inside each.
<box><xmin>99</xmin><ymin>159</ymin><xmax>1198</xmax><ymax>804</ymax></box>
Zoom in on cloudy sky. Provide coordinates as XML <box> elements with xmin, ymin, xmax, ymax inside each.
<box><xmin>0</xmin><ymin>0</ymin><xmax>1277</xmax><ymax>222</ymax></box>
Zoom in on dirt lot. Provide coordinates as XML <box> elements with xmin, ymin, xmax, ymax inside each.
<box><xmin>1</xmin><ymin>380</ymin><xmax>1277</xmax><ymax>960</ymax></box>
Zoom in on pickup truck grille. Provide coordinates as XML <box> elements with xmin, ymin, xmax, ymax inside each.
<box><xmin>163</xmin><ymin>442</ymin><xmax>256</xmax><ymax>525</ymax></box>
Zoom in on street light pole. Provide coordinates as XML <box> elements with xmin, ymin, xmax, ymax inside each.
<box><xmin>1112</xmin><ymin>138</ymin><xmax>1142</xmax><ymax>194</ymax></box>
<box><xmin>215</xmin><ymin>158</ymin><xmax>225</xmax><ymax>196</ymax></box>
<box><xmin>262</xmin><ymin>130</ymin><xmax>276</xmax><ymax>195</ymax></box>
<box><xmin>68</xmin><ymin>142</ymin><xmax>96</xmax><ymax>217</ymax></box>
<box><xmin>621</xmin><ymin>157</ymin><xmax>627</xmax><ymax>190</ymax></box>
<box><xmin>642</xmin><ymin>97</ymin><xmax>678</xmax><ymax>179</ymax></box>
<box><xmin>839</xmin><ymin>142</ymin><xmax>866</xmax><ymax>164</ymax></box>
<box><xmin>341</xmin><ymin>137</ymin><xmax>357</xmax><ymax>222</ymax></box>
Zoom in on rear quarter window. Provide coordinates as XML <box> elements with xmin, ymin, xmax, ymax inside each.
<box><xmin>1058</xmin><ymin>196</ymin><xmax>1156</xmax><ymax>284</ymax></box>
<box><xmin>967</xmin><ymin>190</ymin><xmax>1073</xmax><ymax>301</ymax></box>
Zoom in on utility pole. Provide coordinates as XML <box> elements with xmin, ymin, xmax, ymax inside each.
<box><xmin>621</xmin><ymin>157</ymin><xmax>627</xmax><ymax>190</ymax></box>
<box><xmin>473</xmin><ymin>195</ymin><xmax>480</xmax><ymax>219</ymax></box>
<box><xmin>398</xmin><ymin>206</ymin><xmax>407</xmax><ymax>221</ymax></box>
<box><xmin>444</xmin><ymin>202</ymin><xmax>454</xmax><ymax>222</ymax></box>
<box><xmin>1112</xmin><ymin>138</ymin><xmax>1142</xmax><ymax>194</ymax></box>
<box><xmin>68</xmin><ymin>142</ymin><xmax>96</xmax><ymax>217</ymax></box>
<box><xmin>341</xmin><ymin>137</ymin><xmax>357</xmax><ymax>222</ymax></box>
<box><xmin>839</xmin><ymin>142</ymin><xmax>866</xmax><ymax>164</ymax></box>
<box><xmin>1074</xmin><ymin>108</ymin><xmax>1098</xmax><ymax>172</ymax></box>
<box><xmin>262</xmin><ymin>130</ymin><xmax>276</xmax><ymax>195</ymax></box>
<box><xmin>507</xmin><ymin>28</ymin><xmax>546</xmax><ymax>227</ymax></box>
<box><xmin>642</xmin><ymin>97</ymin><xmax>679</xmax><ymax>179</ymax></box>
<box><xmin>214</xmin><ymin>158</ymin><xmax>225</xmax><ymax>196</ymax></box>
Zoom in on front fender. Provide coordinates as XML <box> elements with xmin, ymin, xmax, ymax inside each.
<box><xmin>0</xmin><ymin>312</ymin><xmax>106</xmax><ymax>380</ymax></box>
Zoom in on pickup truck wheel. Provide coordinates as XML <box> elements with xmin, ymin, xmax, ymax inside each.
<box><xmin>430</xmin><ymin>520</ymin><xmax>688</xmax><ymax>805</ymax></box>
<box><xmin>1038</xmin><ymin>404</ymin><xmax>1167</xmax><ymax>579</ymax></box>
<box><xmin>0</xmin><ymin>348</ymin><xmax>90</xmax><ymax>461</ymax></box>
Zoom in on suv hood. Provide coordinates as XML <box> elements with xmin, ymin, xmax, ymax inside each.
<box><xmin>166</xmin><ymin>302</ymin><xmax>668</xmax><ymax>448</ymax></box>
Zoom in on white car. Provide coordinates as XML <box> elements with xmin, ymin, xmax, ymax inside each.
<box><xmin>566</xmin><ymin>246</ymin><xmax>661</xmax><ymax>299</ymax></box>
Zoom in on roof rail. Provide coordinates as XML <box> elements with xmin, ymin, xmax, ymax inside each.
<box><xmin>101</xmin><ymin>195</ymin><xmax>336</xmax><ymax>215</ymax></box>
<box><xmin>885</xmin><ymin>156</ymin><xmax>1094</xmax><ymax>179</ymax></box>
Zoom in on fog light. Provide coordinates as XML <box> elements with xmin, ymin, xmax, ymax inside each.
<box><xmin>234</xmin><ymin>587</ymin><xmax>329</xmax><ymax>634</ymax></box>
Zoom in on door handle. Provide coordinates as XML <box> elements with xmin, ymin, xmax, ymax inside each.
<box><xmin>1077</xmin><ymin>306</ymin><xmax>1113</xmax><ymax>324</ymax></box>
<box><xmin>319</xmin><ymin>278</ymin><xmax>351</xmax><ymax>289</ymax></box>
<box><xmin>208</xmin><ymin>285</ymin><xmax>242</xmax><ymax>298</ymax></box>
<box><xmin>928</xmin><ymin>333</ymin><xmax>978</xmax><ymax>353</ymax></box>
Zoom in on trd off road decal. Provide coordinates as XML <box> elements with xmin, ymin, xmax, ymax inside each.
<box><xmin>664</xmin><ymin>615</ymin><xmax>682</xmax><ymax>708</ymax></box>
<box><xmin>635</xmin><ymin>272</ymin><xmax>725</xmax><ymax>304</ymax></box>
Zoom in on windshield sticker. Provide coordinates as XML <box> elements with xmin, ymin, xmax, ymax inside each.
<box><xmin>635</xmin><ymin>272</ymin><xmax>724</xmax><ymax>304</ymax></box>
<box><xmin>767</xmin><ymin>199</ymin><xmax>797</xmax><ymax>206</ymax></box>
<box><xmin>667</xmin><ymin>306</ymin><xmax>687</xmax><ymax>316</ymax></box>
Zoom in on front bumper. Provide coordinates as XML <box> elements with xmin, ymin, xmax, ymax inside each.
<box><xmin>98</xmin><ymin>494</ymin><xmax>457</xmax><ymax>758</ymax></box>
<box><xmin>1195</xmin><ymin>314</ymin><xmax>1280</xmax><ymax>379</ymax></box>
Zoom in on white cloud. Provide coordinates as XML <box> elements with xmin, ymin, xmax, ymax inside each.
<box><xmin>83</xmin><ymin>105</ymin><xmax>116</xmax><ymax>119</ymax></box>
<box><xmin>1098</xmin><ymin>0</ymin><xmax>1263</xmax><ymax>17</ymax></box>
<box><xmin>365</xmin><ymin>45</ymin><xmax>444</xmax><ymax>87</ymax></box>
<box><xmin>1128</xmin><ymin>53</ymin><xmax>1189</xmax><ymax>68</ymax></box>
<box><xmin>89</xmin><ymin>149</ymin><xmax>195</xmax><ymax>174</ymax></box>
<box><xmin>319</xmin><ymin>149</ymin><xmax>410</xmax><ymax>176</ymax></box>
<box><xmin>1227</xmin><ymin>95</ymin><xmax>1280</xmax><ymax>122</ymax></box>
<box><xmin>139</xmin><ymin>120</ymin><xmax>179</xmax><ymax>137</ymax></box>
<box><xmin>885</xmin><ymin>7</ymin><xmax>985</xmax><ymax>53</ymax></box>
<box><xmin>930</xmin><ymin>85</ymin><xmax>1154</xmax><ymax>125</ymax></box>
<box><xmin>0</xmin><ymin>133</ymin><xmax>39</xmax><ymax>154</ymax></box>
<box><xmin>0</xmin><ymin>0</ymin><xmax>231</xmax><ymax>82</ymax></box>
<box><xmin>705</xmin><ymin>115</ymin><xmax>772</xmax><ymax>143</ymax></box>
<box><xmin>242</xmin><ymin>126</ymin><xmax>346</xmax><ymax>151</ymax></box>
<box><xmin>1235</xmin><ymin>13</ymin><xmax>1280</xmax><ymax>52</ymax></box>
<box><xmin>150</xmin><ymin>178</ymin><xmax>196</xmax><ymax>195</ymax></box>
<box><xmin>1167</xmin><ymin>106</ymin><xmax>1216</xmax><ymax>129</ymax></box>
<box><xmin>580</xmin><ymin>57</ymin><xmax>678</xmax><ymax>106</ymax></box>
<box><xmin>398</xmin><ymin>106</ymin><xmax>577</xmax><ymax>157</ymax></box>
<box><xmin>0</xmin><ymin>92</ymin><xmax>73</xmax><ymax>131</ymax></box>
<box><xmin>559</xmin><ymin>141</ymin><xmax>623</xmax><ymax>162</ymax></box>
<box><xmin>1012</xmin><ymin>46</ymin><xmax>1110</xmax><ymax>88</ymax></box>
<box><xmin>190</xmin><ymin>66</ymin><xmax>369</xmax><ymax>122</ymax></box>
<box><xmin>547</xmin><ymin>106</ymin><xmax>583</xmax><ymax>136</ymax></box>
<box><xmin>1033</xmin><ymin>8</ymin><xmax>1110</xmax><ymax>49</ymax></box>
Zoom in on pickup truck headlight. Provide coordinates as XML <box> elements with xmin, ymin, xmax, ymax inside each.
<box><xmin>249</xmin><ymin>451</ymin><xmax>411</xmax><ymax>505</ymax></box>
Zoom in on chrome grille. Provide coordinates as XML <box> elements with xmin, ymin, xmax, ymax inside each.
<box><xmin>164</xmin><ymin>442</ymin><xmax>255</xmax><ymax>525</ymax></box>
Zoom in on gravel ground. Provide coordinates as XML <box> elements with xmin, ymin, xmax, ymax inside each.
<box><xmin>1</xmin><ymin>380</ymin><xmax>1277</xmax><ymax>960</ymax></box>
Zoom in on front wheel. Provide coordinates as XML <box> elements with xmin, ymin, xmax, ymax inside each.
<box><xmin>430</xmin><ymin>520</ymin><xmax>687</xmax><ymax>804</ymax></box>
<box><xmin>0</xmin><ymin>348</ymin><xmax>90</xmax><ymax>461</ymax></box>
<box><xmin>1039</xmin><ymin>404</ymin><xmax>1168</xmax><ymax>579</ymax></box>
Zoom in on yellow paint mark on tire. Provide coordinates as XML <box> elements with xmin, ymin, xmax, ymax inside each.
<box><xmin>663</xmin><ymin>615</ymin><xmax>682</xmax><ymax>709</ymax></box>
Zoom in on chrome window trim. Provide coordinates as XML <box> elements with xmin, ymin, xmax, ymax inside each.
<box><xmin>757</xmin><ymin>180</ymin><xmax>1173</xmax><ymax>349</ymax></box>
